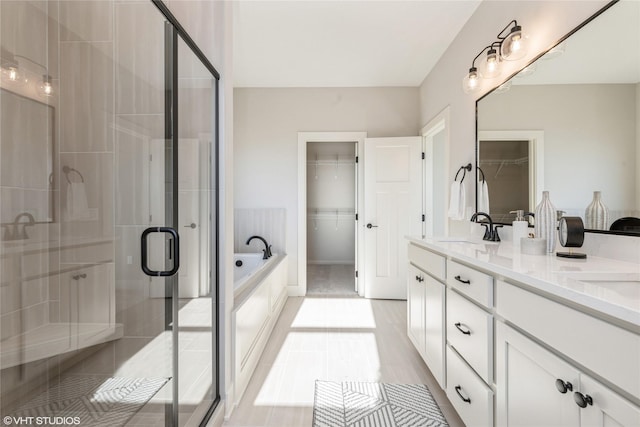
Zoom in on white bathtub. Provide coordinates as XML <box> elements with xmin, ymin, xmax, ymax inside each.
<box><xmin>231</xmin><ymin>252</ymin><xmax>288</xmax><ymax>410</ymax></box>
<box><xmin>233</xmin><ymin>253</ymin><xmax>273</xmax><ymax>294</ymax></box>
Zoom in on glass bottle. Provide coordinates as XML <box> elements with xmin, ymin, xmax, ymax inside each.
<box><xmin>534</xmin><ymin>191</ymin><xmax>557</xmax><ymax>253</ymax></box>
<box><xmin>585</xmin><ymin>191</ymin><xmax>609</xmax><ymax>230</ymax></box>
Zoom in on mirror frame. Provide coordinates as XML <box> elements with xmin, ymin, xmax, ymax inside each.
<box><xmin>474</xmin><ymin>0</ymin><xmax>640</xmax><ymax>237</ymax></box>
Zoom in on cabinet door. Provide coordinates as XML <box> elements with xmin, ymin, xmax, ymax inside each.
<box><xmin>579</xmin><ymin>374</ymin><xmax>640</xmax><ymax>427</ymax></box>
<box><xmin>496</xmin><ymin>322</ymin><xmax>580</xmax><ymax>427</ymax></box>
<box><xmin>407</xmin><ymin>264</ymin><xmax>425</xmax><ymax>355</ymax></box>
<box><xmin>424</xmin><ymin>274</ymin><xmax>445</xmax><ymax>388</ymax></box>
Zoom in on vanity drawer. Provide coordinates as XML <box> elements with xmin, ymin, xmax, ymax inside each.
<box><xmin>446</xmin><ymin>260</ymin><xmax>493</xmax><ymax>308</ymax></box>
<box><xmin>446</xmin><ymin>345</ymin><xmax>493</xmax><ymax>427</ymax></box>
<box><xmin>409</xmin><ymin>243</ymin><xmax>445</xmax><ymax>281</ymax></box>
<box><xmin>447</xmin><ymin>289</ymin><xmax>493</xmax><ymax>383</ymax></box>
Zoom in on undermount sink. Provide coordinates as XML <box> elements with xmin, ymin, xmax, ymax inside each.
<box><xmin>434</xmin><ymin>237</ymin><xmax>499</xmax><ymax>245</ymax></box>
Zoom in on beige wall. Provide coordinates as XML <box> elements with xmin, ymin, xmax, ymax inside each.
<box><xmin>419</xmin><ymin>0</ymin><xmax>610</xmax><ymax>234</ymax></box>
<box><xmin>234</xmin><ymin>87</ymin><xmax>419</xmax><ymax>286</ymax></box>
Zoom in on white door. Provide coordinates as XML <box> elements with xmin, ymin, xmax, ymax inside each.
<box><xmin>363</xmin><ymin>137</ymin><xmax>422</xmax><ymax>299</ymax></box>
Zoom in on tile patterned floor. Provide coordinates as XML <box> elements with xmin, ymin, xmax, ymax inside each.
<box><xmin>223</xmin><ymin>296</ymin><xmax>464</xmax><ymax>427</ymax></box>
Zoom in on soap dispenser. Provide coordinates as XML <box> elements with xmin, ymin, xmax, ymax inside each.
<box><xmin>510</xmin><ymin>210</ymin><xmax>529</xmax><ymax>247</ymax></box>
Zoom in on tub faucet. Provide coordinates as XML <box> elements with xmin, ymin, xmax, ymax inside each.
<box><xmin>246</xmin><ymin>235</ymin><xmax>272</xmax><ymax>259</ymax></box>
<box><xmin>470</xmin><ymin>212</ymin><xmax>501</xmax><ymax>242</ymax></box>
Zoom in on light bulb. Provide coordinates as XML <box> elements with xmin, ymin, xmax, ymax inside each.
<box><xmin>38</xmin><ymin>74</ymin><xmax>53</xmax><ymax>97</ymax></box>
<box><xmin>462</xmin><ymin>67</ymin><xmax>482</xmax><ymax>94</ymax></box>
<box><xmin>481</xmin><ymin>48</ymin><xmax>501</xmax><ymax>79</ymax></box>
<box><xmin>1</xmin><ymin>64</ymin><xmax>25</xmax><ymax>86</ymax></box>
<box><xmin>501</xmin><ymin>24</ymin><xmax>527</xmax><ymax>61</ymax></box>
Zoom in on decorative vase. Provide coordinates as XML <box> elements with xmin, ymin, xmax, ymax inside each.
<box><xmin>585</xmin><ymin>191</ymin><xmax>609</xmax><ymax>230</ymax></box>
<box><xmin>534</xmin><ymin>191</ymin><xmax>557</xmax><ymax>253</ymax></box>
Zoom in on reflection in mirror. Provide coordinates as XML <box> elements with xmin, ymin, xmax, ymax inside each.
<box><xmin>0</xmin><ymin>88</ymin><xmax>55</xmax><ymax>225</ymax></box>
<box><xmin>477</xmin><ymin>0</ymin><xmax>640</xmax><ymax>234</ymax></box>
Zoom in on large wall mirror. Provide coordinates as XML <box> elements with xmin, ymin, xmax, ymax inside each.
<box><xmin>476</xmin><ymin>0</ymin><xmax>640</xmax><ymax>235</ymax></box>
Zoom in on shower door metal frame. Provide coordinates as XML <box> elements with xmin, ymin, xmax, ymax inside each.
<box><xmin>153</xmin><ymin>2</ymin><xmax>221</xmax><ymax>425</ymax></box>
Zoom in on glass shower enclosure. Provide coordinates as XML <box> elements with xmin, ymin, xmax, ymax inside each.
<box><xmin>0</xmin><ymin>1</ymin><xmax>220</xmax><ymax>425</ymax></box>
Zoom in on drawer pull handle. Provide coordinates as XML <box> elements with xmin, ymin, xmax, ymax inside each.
<box><xmin>454</xmin><ymin>275</ymin><xmax>471</xmax><ymax>284</ymax></box>
<box><xmin>72</xmin><ymin>273</ymin><xmax>87</xmax><ymax>280</ymax></box>
<box><xmin>574</xmin><ymin>392</ymin><xmax>593</xmax><ymax>408</ymax></box>
<box><xmin>454</xmin><ymin>322</ymin><xmax>471</xmax><ymax>335</ymax></box>
<box><xmin>555</xmin><ymin>379</ymin><xmax>573</xmax><ymax>394</ymax></box>
<box><xmin>454</xmin><ymin>385</ymin><xmax>471</xmax><ymax>404</ymax></box>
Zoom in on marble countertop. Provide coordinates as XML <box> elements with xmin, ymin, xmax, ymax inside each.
<box><xmin>406</xmin><ymin>236</ymin><xmax>640</xmax><ymax>329</ymax></box>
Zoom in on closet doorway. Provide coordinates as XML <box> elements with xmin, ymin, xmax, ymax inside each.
<box><xmin>306</xmin><ymin>141</ymin><xmax>357</xmax><ymax>296</ymax></box>
<box><xmin>298</xmin><ymin>132</ymin><xmax>366</xmax><ymax>297</ymax></box>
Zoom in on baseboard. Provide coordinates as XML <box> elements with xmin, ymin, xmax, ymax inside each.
<box><xmin>287</xmin><ymin>284</ymin><xmax>305</xmax><ymax>296</ymax></box>
<box><xmin>307</xmin><ymin>261</ymin><xmax>355</xmax><ymax>265</ymax></box>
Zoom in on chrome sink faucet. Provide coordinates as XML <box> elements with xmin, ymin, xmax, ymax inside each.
<box><xmin>246</xmin><ymin>235</ymin><xmax>272</xmax><ymax>259</ymax></box>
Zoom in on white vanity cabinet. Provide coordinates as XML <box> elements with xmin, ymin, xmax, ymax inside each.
<box><xmin>407</xmin><ymin>243</ymin><xmax>446</xmax><ymax>388</ymax></box>
<box><xmin>405</xmin><ymin>237</ymin><xmax>640</xmax><ymax>427</ymax></box>
<box><xmin>496</xmin><ymin>322</ymin><xmax>640</xmax><ymax>427</ymax></box>
<box><xmin>496</xmin><ymin>280</ymin><xmax>640</xmax><ymax>427</ymax></box>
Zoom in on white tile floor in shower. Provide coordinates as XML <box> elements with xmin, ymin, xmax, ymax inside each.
<box><xmin>223</xmin><ymin>296</ymin><xmax>465</xmax><ymax>427</ymax></box>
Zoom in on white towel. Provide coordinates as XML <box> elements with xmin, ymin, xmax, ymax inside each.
<box><xmin>66</xmin><ymin>182</ymin><xmax>90</xmax><ymax>220</ymax></box>
<box><xmin>478</xmin><ymin>180</ymin><xmax>490</xmax><ymax>214</ymax></box>
<box><xmin>448</xmin><ymin>180</ymin><xmax>466</xmax><ymax>220</ymax></box>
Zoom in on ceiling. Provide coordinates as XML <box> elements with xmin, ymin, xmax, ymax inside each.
<box><xmin>233</xmin><ymin>1</ymin><xmax>481</xmax><ymax>88</ymax></box>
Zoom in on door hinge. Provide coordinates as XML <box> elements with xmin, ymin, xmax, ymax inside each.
<box><xmin>422</xmin><ymin>214</ymin><xmax>426</xmax><ymax>222</ymax></box>
<box><xmin>355</xmin><ymin>270</ymin><xmax>358</xmax><ymax>278</ymax></box>
<box><xmin>421</xmin><ymin>152</ymin><xmax>425</xmax><ymax>160</ymax></box>
<box><xmin>355</xmin><ymin>213</ymin><xmax>358</xmax><ymax>221</ymax></box>
<box><xmin>149</xmin><ymin>154</ymin><xmax>153</xmax><ymax>161</ymax></box>
<box><xmin>355</xmin><ymin>156</ymin><xmax>359</xmax><ymax>163</ymax></box>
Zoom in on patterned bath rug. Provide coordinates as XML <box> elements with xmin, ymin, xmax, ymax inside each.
<box><xmin>313</xmin><ymin>380</ymin><xmax>449</xmax><ymax>427</ymax></box>
<box><xmin>11</xmin><ymin>375</ymin><xmax>169</xmax><ymax>427</ymax></box>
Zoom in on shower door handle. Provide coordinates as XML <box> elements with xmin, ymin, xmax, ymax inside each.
<box><xmin>141</xmin><ymin>227</ymin><xmax>180</xmax><ymax>277</ymax></box>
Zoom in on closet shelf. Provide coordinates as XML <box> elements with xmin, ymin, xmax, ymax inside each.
<box><xmin>306</xmin><ymin>159</ymin><xmax>356</xmax><ymax>166</ymax></box>
<box><xmin>307</xmin><ymin>208</ymin><xmax>356</xmax><ymax>219</ymax></box>
<box><xmin>479</xmin><ymin>157</ymin><xmax>529</xmax><ymax>166</ymax></box>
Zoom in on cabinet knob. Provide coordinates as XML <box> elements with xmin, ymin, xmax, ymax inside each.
<box><xmin>454</xmin><ymin>385</ymin><xmax>471</xmax><ymax>404</ymax></box>
<box><xmin>454</xmin><ymin>275</ymin><xmax>471</xmax><ymax>284</ymax></box>
<box><xmin>454</xmin><ymin>322</ymin><xmax>472</xmax><ymax>335</ymax></box>
<box><xmin>555</xmin><ymin>379</ymin><xmax>573</xmax><ymax>394</ymax></box>
<box><xmin>574</xmin><ymin>392</ymin><xmax>593</xmax><ymax>408</ymax></box>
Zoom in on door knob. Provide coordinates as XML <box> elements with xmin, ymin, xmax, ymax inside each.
<box><xmin>184</xmin><ymin>223</ymin><xmax>197</xmax><ymax>229</ymax></box>
<box><xmin>366</xmin><ymin>223</ymin><xmax>378</xmax><ymax>229</ymax></box>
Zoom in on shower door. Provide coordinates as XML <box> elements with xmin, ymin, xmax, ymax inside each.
<box><xmin>140</xmin><ymin>7</ymin><xmax>220</xmax><ymax>427</ymax></box>
<box><xmin>0</xmin><ymin>1</ymin><xmax>219</xmax><ymax>426</ymax></box>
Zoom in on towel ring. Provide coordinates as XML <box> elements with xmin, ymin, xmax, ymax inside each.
<box><xmin>62</xmin><ymin>166</ymin><xmax>84</xmax><ymax>184</ymax></box>
<box><xmin>455</xmin><ymin>163</ymin><xmax>472</xmax><ymax>182</ymax></box>
<box><xmin>477</xmin><ymin>166</ymin><xmax>486</xmax><ymax>182</ymax></box>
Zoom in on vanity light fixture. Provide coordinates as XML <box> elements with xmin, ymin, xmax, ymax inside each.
<box><xmin>462</xmin><ymin>19</ymin><xmax>528</xmax><ymax>93</ymax></box>
<box><xmin>0</xmin><ymin>51</ymin><xmax>54</xmax><ymax>96</ymax></box>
